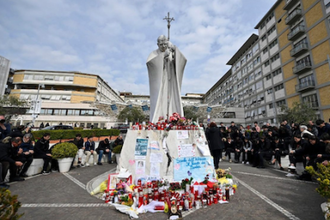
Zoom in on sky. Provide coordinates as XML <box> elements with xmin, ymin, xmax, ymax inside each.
<box><xmin>0</xmin><ymin>0</ymin><xmax>276</xmax><ymax>96</ymax></box>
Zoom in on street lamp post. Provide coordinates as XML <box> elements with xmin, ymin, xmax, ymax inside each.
<box><xmin>32</xmin><ymin>83</ymin><xmax>45</xmax><ymax>126</ymax></box>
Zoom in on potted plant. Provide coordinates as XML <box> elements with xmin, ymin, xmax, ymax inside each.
<box><xmin>112</xmin><ymin>145</ymin><xmax>123</xmax><ymax>166</ymax></box>
<box><xmin>52</xmin><ymin>142</ymin><xmax>78</xmax><ymax>173</ymax></box>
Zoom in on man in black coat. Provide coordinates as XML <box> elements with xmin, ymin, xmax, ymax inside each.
<box><xmin>257</xmin><ymin>136</ymin><xmax>272</xmax><ymax>168</ymax></box>
<box><xmin>224</xmin><ymin>136</ymin><xmax>236</xmax><ymax>163</ymax></box>
<box><xmin>96</xmin><ymin>138</ymin><xmax>113</xmax><ymax>165</ymax></box>
<box><xmin>0</xmin><ymin>136</ymin><xmax>24</xmax><ymax>183</ymax></box>
<box><xmin>34</xmin><ymin>133</ymin><xmax>56</xmax><ymax>175</ymax></box>
<box><xmin>206</xmin><ymin>122</ymin><xmax>224</xmax><ymax>169</ymax></box>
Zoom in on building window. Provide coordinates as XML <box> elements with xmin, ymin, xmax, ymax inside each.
<box><xmin>253</xmin><ymin>56</ymin><xmax>261</xmax><ymax>65</ymax></box>
<box><xmin>256</xmin><ymin>81</ymin><xmax>263</xmax><ymax>90</ymax></box>
<box><xmin>324</xmin><ymin>0</ymin><xmax>330</xmax><ymax>9</ymax></box>
<box><xmin>246</xmin><ymin>51</ymin><xmax>252</xmax><ymax>59</ymax></box>
<box><xmin>263</xmin><ymin>47</ymin><xmax>268</xmax><ymax>54</ymax></box>
<box><xmin>264</xmin><ymin>60</ymin><xmax>270</xmax><ymax>67</ymax></box>
<box><xmin>261</xmin><ymin>35</ymin><xmax>267</xmax><ymax>41</ymax></box>
<box><xmin>270</xmin><ymin>53</ymin><xmax>280</xmax><ymax>63</ymax></box>
<box><xmin>296</xmin><ymin>55</ymin><xmax>311</xmax><ymax>66</ymax></box>
<box><xmin>223</xmin><ymin>112</ymin><xmax>236</xmax><ymax>118</ymax></box>
<box><xmin>267</xmin><ymin>88</ymin><xmax>273</xmax><ymax>94</ymax></box>
<box><xmin>266</xmin><ymin>74</ymin><xmax>272</xmax><ymax>80</ymax></box>
<box><xmin>44</xmin><ymin>76</ymin><xmax>54</xmax><ymax>80</ymax></box>
<box><xmin>24</xmin><ymin>74</ymin><xmax>34</xmax><ymax>80</ymax></box>
<box><xmin>65</xmin><ymin>76</ymin><xmax>74</xmax><ymax>81</ymax></box>
<box><xmin>252</xmin><ymin>44</ymin><xmax>259</xmax><ymax>54</ymax></box>
<box><xmin>269</xmin><ymin>103</ymin><xmax>273</xmax><ymax>109</ymax></box>
<box><xmin>269</xmin><ymin>39</ymin><xmax>278</xmax><ymax>49</ymax></box>
<box><xmin>34</xmin><ymin>75</ymin><xmax>44</xmax><ymax>80</ymax></box>
<box><xmin>302</xmin><ymin>94</ymin><xmax>319</xmax><ymax>108</ymax></box>
<box><xmin>272</xmin><ymin>68</ymin><xmax>282</xmax><ymax>77</ymax></box>
<box><xmin>267</xmin><ymin>25</ymin><xmax>276</xmax><ymax>36</ymax></box>
<box><xmin>241</xmin><ymin>57</ymin><xmax>246</xmax><ymax>65</ymax></box>
<box><xmin>274</xmin><ymin>83</ymin><xmax>284</xmax><ymax>91</ymax></box>
<box><xmin>276</xmin><ymin>100</ymin><xmax>286</xmax><ymax>107</ymax></box>
<box><xmin>266</xmin><ymin>12</ymin><xmax>274</xmax><ymax>23</ymax></box>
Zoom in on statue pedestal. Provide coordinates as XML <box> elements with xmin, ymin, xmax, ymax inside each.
<box><xmin>118</xmin><ymin>129</ymin><xmax>214</xmax><ymax>183</ymax></box>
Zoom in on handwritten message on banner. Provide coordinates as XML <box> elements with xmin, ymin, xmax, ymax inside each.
<box><xmin>178</xmin><ymin>144</ymin><xmax>195</xmax><ymax>158</ymax></box>
<box><xmin>174</xmin><ymin>157</ymin><xmax>214</xmax><ymax>182</ymax></box>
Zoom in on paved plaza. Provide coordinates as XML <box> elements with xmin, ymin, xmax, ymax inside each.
<box><xmin>7</xmin><ymin>161</ymin><xmax>325</xmax><ymax>220</ymax></box>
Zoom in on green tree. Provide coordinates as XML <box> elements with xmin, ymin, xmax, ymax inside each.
<box><xmin>278</xmin><ymin>102</ymin><xmax>317</xmax><ymax>124</ymax></box>
<box><xmin>183</xmin><ymin>106</ymin><xmax>198</xmax><ymax>121</ymax></box>
<box><xmin>0</xmin><ymin>95</ymin><xmax>27</xmax><ymax>120</ymax></box>
<box><xmin>117</xmin><ymin>106</ymin><xmax>147</xmax><ymax>123</ymax></box>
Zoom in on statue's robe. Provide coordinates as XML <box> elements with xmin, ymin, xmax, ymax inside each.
<box><xmin>147</xmin><ymin>47</ymin><xmax>187</xmax><ymax>123</ymax></box>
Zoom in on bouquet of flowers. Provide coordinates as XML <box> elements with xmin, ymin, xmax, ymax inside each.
<box><xmin>181</xmin><ymin>177</ymin><xmax>193</xmax><ymax>190</ymax></box>
<box><xmin>169</xmin><ymin>182</ymin><xmax>181</xmax><ymax>191</ymax></box>
<box><xmin>169</xmin><ymin>113</ymin><xmax>186</xmax><ymax>126</ymax></box>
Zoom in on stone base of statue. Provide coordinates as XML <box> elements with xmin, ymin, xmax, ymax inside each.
<box><xmin>117</xmin><ymin>129</ymin><xmax>215</xmax><ymax>183</ymax></box>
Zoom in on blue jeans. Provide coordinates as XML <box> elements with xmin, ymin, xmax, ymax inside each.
<box><xmin>98</xmin><ymin>150</ymin><xmax>112</xmax><ymax>163</ymax></box>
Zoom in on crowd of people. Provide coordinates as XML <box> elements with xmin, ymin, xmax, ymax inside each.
<box><xmin>206</xmin><ymin>119</ymin><xmax>330</xmax><ymax>181</ymax></box>
<box><xmin>0</xmin><ymin>115</ymin><xmax>124</xmax><ymax>189</ymax></box>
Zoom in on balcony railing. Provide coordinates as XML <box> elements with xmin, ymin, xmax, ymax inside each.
<box><xmin>290</xmin><ymin>43</ymin><xmax>308</xmax><ymax>57</ymax></box>
<box><xmin>295</xmin><ymin>80</ymin><xmax>315</xmax><ymax>92</ymax></box>
<box><xmin>285</xmin><ymin>8</ymin><xmax>302</xmax><ymax>25</ymax></box>
<box><xmin>305</xmin><ymin>101</ymin><xmax>319</xmax><ymax>108</ymax></box>
<box><xmin>284</xmin><ymin>0</ymin><xmax>297</xmax><ymax>10</ymax></box>
<box><xmin>293</xmin><ymin>61</ymin><xmax>312</xmax><ymax>74</ymax></box>
<box><xmin>288</xmin><ymin>25</ymin><xmax>305</xmax><ymax>41</ymax></box>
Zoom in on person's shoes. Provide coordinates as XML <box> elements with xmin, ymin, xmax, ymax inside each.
<box><xmin>252</xmin><ymin>165</ymin><xmax>257</xmax><ymax>167</ymax></box>
<box><xmin>288</xmin><ymin>165</ymin><xmax>296</xmax><ymax>170</ymax></box>
<box><xmin>97</xmin><ymin>162</ymin><xmax>103</xmax><ymax>165</ymax></box>
<box><xmin>0</xmin><ymin>183</ymin><xmax>10</xmax><ymax>189</ymax></box>
<box><xmin>242</xmin><ymin>161</ymin><xmax>245</xmax><ymax>164</ymax></box>
<box><xmin>229</xmin><ymin>159</ymin><xmax>232</xmax><ymax>163</ymax></box>
<box><xmin>86</xmin><ymin>163</ymin><xmax>90</xmax><ymax>167</ymax></box>
<box><xmin>80</xmin><ymin>163</ymin><xmax>85</xmax><ymax>167</ymax></box>
<box><xmin>280</xmin><ymin>167</ymin><xmax>284</xmax><ymax>171</ymax></box>
<box><xmin>219</xmin><ymin>159</ymin><xmax>222</xmax><ymax>162</ymax></box>
<box><xmin>234</xmin><ymin>160</ymin><xmax>239</xmax><ymax>163</ymax></box>
<box><xmin>94</xmin><ymin>162</ymin><xmax>97</xmax><ymax>166</ymax></box>
<box><xmin>9</xmin><ymin>177</ymin><xmax>25</xmax><ymax>182</ymax></box>
<box><xmin>246</xmin><ymin>162</ymin><xmax>250</xmax><ymax>165</ymax></box>
<box><xmin>51</xmin><ymin>169</ymin><xmax>58</xmax><ymax>172</ymax></box>
<box><xmin>257</xmin><ymin>166</ymin><xmax>265</xmax><ymax>169</ymax></box>
<box><xmin>20</xmin><ymin>173</ymin><xmax>29</xmax><ymax>178</ymax></box>
<box><xmin>42</xmin><ymin>171</ymin><xmax>50</xmax><ymax>175</ymax></box>
<box><xmin>269</xmin><ymin>162</ymin><xmax>275</xmax><ymax>165</ymax></box>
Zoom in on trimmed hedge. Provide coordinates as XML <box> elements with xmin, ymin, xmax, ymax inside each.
<box><xmin>32</xmin><ymin>129</ymin><xmax>120</xmax><ymax>140</ymax></box>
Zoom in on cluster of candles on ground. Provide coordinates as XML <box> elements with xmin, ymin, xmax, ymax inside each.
<box><xmin>103</xmin><ymin>177</ymin><xmax>236</xmax><ymax>212</ymax></box>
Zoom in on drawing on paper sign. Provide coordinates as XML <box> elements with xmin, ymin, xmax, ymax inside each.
<box><xmin>136</xmin><ymin>160</ymin><xmax>146</xmax><ymax>175</ymax></box>
<box><xmin>178</xmin><ymin>144</ymin><xmax>195</xmax><ymax>158</ymax></box>
<box><xmin>148</xmin><ymin>141</ymin><xmax>160</xmax><ymax>150</ymax></box>
<box><xmin>173</xmin><ymin>157</ymin><xmax>214</xmax><ymax>182</ymax></box>
<box><xmin>150</xmin><ymin>153</ymin><xmax>163</xmax><ymax>163</ymax></box>
<box><xmin>150</xmin><ymin>163</ymin><xmax>160</xmax><ymax>177</ymax></box>
<box><xmin>177</xmin><ymin>130</ymin><xmax>189</xmax><ymax>139</ymax></box>
<box><xmin>135</xmin><ymin>138</ymin><xmax>148</xmax><ymax>159</ymax></box>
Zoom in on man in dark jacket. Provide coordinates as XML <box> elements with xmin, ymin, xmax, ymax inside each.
<box><xmin>34</xmin><ymin>133</ymin><xmax>54</xmax><ymax>175</ymax></box>
<box><xmin>96</xmin><ymin>138</ymin><xmax>113</xmax><ymax>165</ymax></box>
<box><xmin>114</xmin><ymin>135</ymin><xmax>124</xmax><ymax>147</ymax></box>
<box><xmin>305</xmin><ymin>136</ymin><xmax>326</xmax><ymax>169</ymax></box>
<box><xmin>206</xmin><ymin>122</ymin><xmax>224</xmax><ymax>169</ymax></box>
<box><xmin>17</xmin><ymin>133</ymin><xmax>34</xmax><ymax>177</ymax></box>
<box><xmin>224</xmin><ymin>136</ymin><xmax>236</xmax><ymax>163</ymax></box>
<box><xmin>0</xmin><ymin>136</ymin><xmax>24</xmax><ymax>183</ymax></box>
<box><xmin>257</xmin><ymin>136</ymin><xmax>272</xmax><ymax>168</ymax></box>
<box><xmin>316</xmin><ymin>119</ymin><xmax>330</xmax><ymax>138</ymax></box>
<box><xmin>271</xmin><ymin>137</ymin><xmax>285</xmax><ymax>170</ymax></box>
<box><xmin>73</xmin><ymin>134</ymin><xmax>84</xmax><ymax>167</ymax></box>
<box><xmin>0</xmin><ymin>115</ymin><xmax>11</xmax><ymax>141</ymax></box>
<box><xmin>288</xmin><ymin>134</ymin><xmax>308</xmax><ymax>169</ymax></box>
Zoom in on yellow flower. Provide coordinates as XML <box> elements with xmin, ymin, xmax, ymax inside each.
<box><xmin>232</xmin><ymin>184</ymin><xmax>237</xmax><ymax>190</ymax></box>
<box><xmin>218</xmin><ymin>177</ymin><xmax>229</xmax><ymax>185</ymax></box>
<box><xmin>129</xmin><ymin>184</ymin><xmax>135</xmax><ymax>190</ymax></box>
